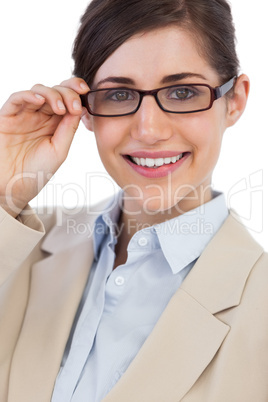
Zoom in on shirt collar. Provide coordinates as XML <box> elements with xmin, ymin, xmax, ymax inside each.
<box><xmin>154</xmin><ymin>192</ymin><xmax>228</xmax><ymax>274</ymax></box>
<box><xmin>93</xmin><ymin>191</ymin><xmax>228</xmax><ymax>272</ymax></box>
<box><xmin>93</xmin><ymin>192</ymin><xmax>123</xmax><ymax>260</ymax></box>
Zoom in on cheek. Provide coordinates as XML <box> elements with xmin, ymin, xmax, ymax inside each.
<box><xmin>183</xmin><ymin>111</ymin><xmax>225</xmax><ymax>158</ymax></box>
<box><xmin>177</xmin><ymin>112</ymin><xmax>226</xmax><ymax>192</ymax></box>
<box><xmin>93</xmin><ymin>118</ymin><xmax>126</xmax><ymax>171</ymax></box>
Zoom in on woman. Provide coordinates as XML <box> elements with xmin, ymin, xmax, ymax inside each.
<box><xmin>0</xmin><ymin>0</ymin><xmax>267</xmax><ymax>401</ymax></box>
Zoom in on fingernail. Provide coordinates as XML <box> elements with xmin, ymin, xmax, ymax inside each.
<box><xmin>73</xmin><ymin>100</ymin><xmax>82</xmax><ymax>110</ymax></box>
<box><xmin>80</xmin><ymin>82</ymin><xmax>89</xmax><ymax>91</ymax></box>
<box><xmin>57</xmin><ymin>100</ymin><xmax>66</xmax><ymax>110</ymax></box>
<box><xmin>35</xmin><ymin>94</ymin><xmax>45</xmax><ymax>100</ymax></box>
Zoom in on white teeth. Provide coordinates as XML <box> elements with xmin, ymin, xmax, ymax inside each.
<box><xmin>130</xmin><ymin>153</ymin><xmax>183</xmax><ymax>168</ymax></box>
<box><xmin>146</xmin><ymin>158</ymin><xmax>155</xmax><ymax>167</ymax></box>
<box><xmin>155</xmin><ymin>158</ymin><xmax>164</xmax><ymax>167</ymax></box>
<box><xmin>133</xmin><ymin>157</ymin><xmax>140</xmax><ymax>165</ymax></box>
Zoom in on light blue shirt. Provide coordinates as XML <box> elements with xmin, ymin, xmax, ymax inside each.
<box><xmin>52</xmin><ymin>192</ymin><xmax>228</xmax><ymax>402</ymax></box>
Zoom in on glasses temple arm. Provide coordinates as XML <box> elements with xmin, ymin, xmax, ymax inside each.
<box><xmin>214</xmin><ymin>76</ymin><xmax>237</xmax><ymax>99</ymax></box>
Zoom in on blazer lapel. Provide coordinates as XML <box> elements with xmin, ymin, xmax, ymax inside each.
<box><xmin>103</xmin><ymin>287</ymin><xmax>229</xmax><ymax>402</ymax></box>
<box><xmin>103</xmin><ymin>213</ymin><xmax>263</xmax><ymax>402</ymax></box>
<box><xmin>8</xmin><ymin>212</ymin><xmax>95</xmax><ymax>402</ymax></box>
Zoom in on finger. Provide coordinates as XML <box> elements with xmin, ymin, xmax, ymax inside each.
<box><xmin>51</xmin><ymin>77</ymin><xmax>90</xmax><ymax>115</ymax></box>
<box><xmin>32</xmin><ymin>83</ymin><xmax>87</xmax><ymax>117</ymax></box>
<box><xmin>30</xmin><ymin>84</ymin><xmax>68</xmax><ymax>116</ymax></box>
<box><xmin>52</xmin><ymin>85</ymin><xmax>85</xmax><ymax>115</ymax></box>
<box><xmin>60</xmin><ymin>77</ymin><xmax>90</xmax><ymax>93</ymax></box>
<box><xmin>0</xmin><ymin>90</ymin><xmax>46</xmax><ymax>116</ymax></box>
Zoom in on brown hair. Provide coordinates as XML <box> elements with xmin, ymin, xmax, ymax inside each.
<box><xmin>72</xmin><ymin>0</ymin><xmax>239</xmax><ymax>86</ymax></box>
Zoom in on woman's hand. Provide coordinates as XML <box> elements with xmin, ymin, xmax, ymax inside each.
<box><xmin>0</xmin><ymin>77</ymin><xmax>89</xmax><ymax>217</ymax></box>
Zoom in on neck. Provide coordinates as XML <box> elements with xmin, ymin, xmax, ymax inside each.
<box><xmin>117</xmin><ymin>184</ymin><xmax>213</xmax><ymax>244</ymax></box>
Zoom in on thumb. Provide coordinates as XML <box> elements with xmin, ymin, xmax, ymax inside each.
<box><xmin>51</xmin><ymin>113</ymin><xmax>81</xmax><ymax>162</ymax></box>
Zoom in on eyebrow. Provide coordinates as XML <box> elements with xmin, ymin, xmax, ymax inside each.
<box><xmin>95</xmin><ymin>72</ymin><xmax>206</xmax><ymax>89</ymax></box>
<box><xmin>95</xmin><ymin>77</ymin><xmax>135</xmax><ymax>88</ymax></box>
<box><xmin>161</xmin><ymin>72</ymin><xmax>207</xmax><ymax>84</ymax></box>
<box><xmin>95</xmin><ymin>72</ymin><xmax>207</xmax><ymax>88</ymax></box>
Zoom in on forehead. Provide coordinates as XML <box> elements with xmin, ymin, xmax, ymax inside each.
<box><xmin>93</xmin><ymin>26</ymin><xmax>218</xmax><ymax>87</ymax></box>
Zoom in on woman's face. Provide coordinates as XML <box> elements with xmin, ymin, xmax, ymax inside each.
<box><xmin>86</xmin><ymin>26</ymin><xmax>232</xmax><ymax>219</ymax></box>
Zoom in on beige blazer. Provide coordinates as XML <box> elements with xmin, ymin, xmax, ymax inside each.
<box><xmin>0</xmin><ymin>203</ymin><xmax>268</xmax><ymax>402</ymax></box>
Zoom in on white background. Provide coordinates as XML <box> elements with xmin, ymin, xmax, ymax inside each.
<box><xmin>0</xmin><ymin>0</ymin><xmax>267</xmax><ymax>250</ymax></box>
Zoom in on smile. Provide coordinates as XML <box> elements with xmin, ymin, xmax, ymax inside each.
<box><xmin>128</xmin><ymin>153</ymin><xmax>184</xmax><ymax>168</ymax></box>
<box><xmin>124</xmin><ymin>152</ymin><xmax>190</xmax><ymax>179</ymax></box>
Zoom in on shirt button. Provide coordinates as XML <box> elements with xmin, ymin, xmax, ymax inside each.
<box><xmin>138</xmin><ymin>237</ymin><xmax>148</xmax><ymax>247</ymax></box>
<box><xmin>115</xmin><ymin>276</ymin><xmax>125</xmax><ymax>286</ymax></box>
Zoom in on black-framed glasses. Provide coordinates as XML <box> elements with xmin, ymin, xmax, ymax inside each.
<box><xmin>81</xmin><ymin>77</ymin><xmax>236</xmax><ymax>117</ymax></box>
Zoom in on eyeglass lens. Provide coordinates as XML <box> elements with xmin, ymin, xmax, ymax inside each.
<box><xmin>86</xmin><ymin>85</ymin><xmax>212</xmax><ymax>116</ymax></box>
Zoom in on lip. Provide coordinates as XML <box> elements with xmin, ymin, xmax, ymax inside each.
<box><xmin>123</xmin><ymin>152</ymin><xmax>190</xmax><ymax>179</ymax></box>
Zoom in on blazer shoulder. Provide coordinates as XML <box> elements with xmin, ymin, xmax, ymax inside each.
<box><xmin>250</xmin><ymin>250</ymin><xmax>268</xmax><ymax>279</ymax></box>
<box><xmin>181</xmin><ymin>212</ymin><xmax>266</xmax><ymax>314</ymax></box>
<box><xmin>36</xmin><ymin>196</ymin><xmax>113</xmax><ymax>254</ymax></box>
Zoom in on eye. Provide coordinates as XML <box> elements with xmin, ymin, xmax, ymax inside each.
<box><xmin>169</xmin><ymin>86</ymin><xmax>195</xmax><ymax>101</ymax></box>
<box><xmin>117</xmin><ymin>91</ymin><xmax>130</xmax><ymax>101</ymax></box>
<box><xmin>105</xmin><ymin>89</ymin><xmax>136</xmax><ymax>102</ymax></box>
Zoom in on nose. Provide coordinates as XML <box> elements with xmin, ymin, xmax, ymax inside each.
<box><xmin>130</xmin><ymin>95</ymin><xmax>173</xmax><ymax>144</ymax></box>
